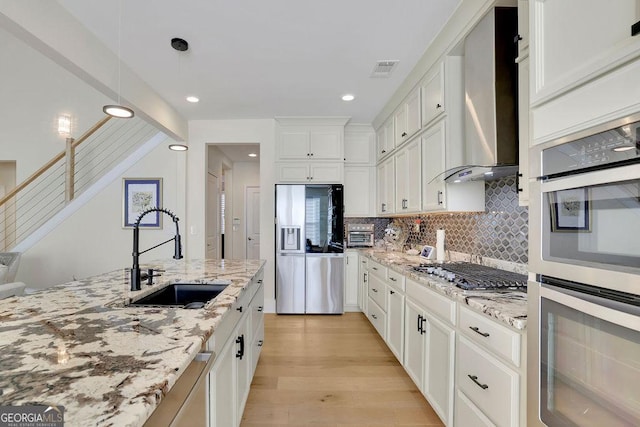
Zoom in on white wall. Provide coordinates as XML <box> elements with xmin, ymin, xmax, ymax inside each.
<box><xmin>187</xmin><ymin>120</ymin><xmax>276</xmax><ymax>312</ymax></box>
<box><xmin>231</xmin><ymin>162</ymin><xmax>260</xmax><ymax>259</ymax></box>
<box><xmin>17</xmin><ymin>140</ymin><xmax>186</xmax><ymax>288</ymax></box>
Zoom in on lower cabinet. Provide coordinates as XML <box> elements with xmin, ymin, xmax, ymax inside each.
<box><xmin>208</xmin><ymin>269</ymin><xmax>264</xmax><ymax>427</ymax></box>
<box><xmin>358</xmin><ymin>255</ymin><xmax>369</xmax><ymax>313</ymax></box>
<box><xmin>404</xmin><ymin>299</ymin><xmax>455</xmax><ymax>426</ymax></box>
<box><xmin>344</xmin><ymin>250</ymin><xmax>360</xmax><ymax>311</ymax></box>
<box><xmin>361</xmin><ymin>257</ymin><xmax>525</xmax><ymax>427</ymax></box>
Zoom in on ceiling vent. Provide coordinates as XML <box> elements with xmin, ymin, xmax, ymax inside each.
<box><xmin>370</xmin><ymin>60</ymin><xmax>399</xmax><ymax>78</ymax></box>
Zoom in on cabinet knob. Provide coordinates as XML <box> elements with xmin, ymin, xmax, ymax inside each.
<box><xmin>381</xmin><ymin>149</ymin><xmax>386</xmax><ymax>154</ymax></box>
<box><xmin>436</xmin><ymin>103</ymin><xmax>442</xmax><ymax>109</ymax></box>
<box><xmin>310</xmin><ymin>153</ymin><xmax>314</xmax><ymax>156</ymax></box>
<box><xmin>390</xmin><ymin>290</ymin><xmax>395</xmax><ymax>295</ymax></box>
<box><xmin>372</xmin><ymin>288</ymin><xmax>378</xmax><ymax>293</ymax></box>
<box><xmin>372</xmin><ymin>314</ymin><xmax>377</xmax><ymax>320</ymax></box>
<box><xmin>402</xmin><ymin>132</ymin><xmax>407</xmax><ymax>137</ymax></box>
<box><xmin>307</xmin><ymin>153</ymin><xmax>310</xmax><ymax>156</ymax></box>
<box><xmin>514</xmin><ymin>34</ymin><xmax>523</xmax><ymax>43</ymax></box>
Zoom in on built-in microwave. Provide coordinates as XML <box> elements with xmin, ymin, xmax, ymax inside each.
<box><xmin>528</xmin><ymin>115</ymin><xmax>640</xmax><ymax>427</ymax></box>
<box><xmin>529</xmin><ymin>116</ymin><xmax>640</xmax><ymax>295</ymax></box>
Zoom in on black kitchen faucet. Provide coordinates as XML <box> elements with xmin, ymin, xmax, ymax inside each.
<box><xmin>130</xmin><ymin>207</ymin><xmax>183</xmax><ymax>291</ymax></box>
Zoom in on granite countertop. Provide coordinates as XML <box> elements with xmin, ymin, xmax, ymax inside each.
<box><xmin>361</xmin><ymin>250</ymin><xmax>528</xmax><ymax>331</ymax></box>
<box><xmin>0</xmin><ymin>258</ymin><xmax>265</xmax><ymax>427</ymax></box>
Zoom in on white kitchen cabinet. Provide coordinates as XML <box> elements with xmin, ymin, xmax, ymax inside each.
<box><xmin>517</xmin><ymin>55</ymin><xmax>530</xmax><ymax>206</ymax></box>
<box><xmin>207</xmin><ymin>268</ymin><xmax>264</xmax><ymax>427</ymax></box>
<box><xmin>394</xmin><ymin>138</ymin><xmax>421</xmax><ymax>213</ymax></box>
<box><xmin>421</xmin><ymin>62</ymin><xmax>445</xmax><ymax>127</ymax></box>
<box><xmin>386</xmin><ymin>282</ymin><xmax>405</xmax><ymax>363</ymax></box>
<box><xmin>276</xmin><ymin>162</ymin><xmax>343</xmax><ymax>183</ymax></box>
<box><xmin>404</xmin><ymin>298</ymin><xmax>426</xmax><ymax>390</ymax></box>
<box><xmin>277</xmin><ymin>126</ymin><xmax>344</xmax><ymax>161</ymax></box>
<box><xmin>516</xmin><ymin>0</ymin><xmax>529</xmax><ymax>57</ymax></box>
<box><xmin>424</xmin><ymin>312</ymin><xmax>455</xmax><ymax>426</ymax></box>
<box><xmin>344</xmin><ymin>125</ymin><xmax>375</xmax><ymax>164</ymax></box>
<box><xmin>376</xmin><ymin>117</ymin><xmax>395</xmax><ymax>161</ymax></box>
<box><xmin>530</xmin><ymin>0</ymin><xmax>640</xmax><ymax>105</ymax></box>
<box><xmin>456</xmin><ymin>336</ymin><xmax>520</xmax><ymax>427</ymax></box>
<box><xmin>344</xmin><ymin>166</ymin><xmax>375</xmax><ymax>216</ymax></box>
<box><xmin>455</xmin><ymin>389</ymin><xmax>495</xmax><ymax>427</ymax></box>
<box><xmin>420</xmin><ymin>120</ymin><xmax>484</xmax><ymax>212</ymax></box>
<box><xmin>376</xmin><ymin>156</ymin><xmax>395</xmax><ymax>214</ymax></box>
<box><xmin>344</xmin><ymin>250</ymin><xmax>360</xmax><ymax>311</ymax></box>
<box><xmin>394</xmin><ymin>86</ymin><xmax>422</xmax><ymax>146</ymax></box>
<box><xmin>358</xmin><ymin>255</ymin><xmax>369</xmax><ymax>313</ymax></box>
<box><xmin>421</xmin><ymin>121</ymin><xmax>446</xmax><ymax>211</ymax></box>
<box><xmin>404</xmin><ymin>293</ymin><xmax>455</xmax><ymax>426</ymax></box>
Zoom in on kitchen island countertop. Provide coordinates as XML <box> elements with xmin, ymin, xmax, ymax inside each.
<box><xmin>361</xmin><ymin>250</ymin><xmax>528</xmax><ymax>330</ymax></box>
<box><xmin>0</xmin><ymin>258</ymin><xmax>265</xmax><ymax>427</ymax></box>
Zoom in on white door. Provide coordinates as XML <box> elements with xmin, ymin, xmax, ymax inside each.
<box><xmin>245</xmin><ymin>186</ymin><xmax>260</xmax><ymax>259</ymax></box>
<box><xmin>207</xmin><ymin>172</ymin><xmax>219</xmax><ymax>258</ymax></box>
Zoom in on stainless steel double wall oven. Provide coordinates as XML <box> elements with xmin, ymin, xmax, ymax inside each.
<box><xmin>528</xmin><ymin>115</ymin><xmax>640</xmax><ymax>426</ymax></box>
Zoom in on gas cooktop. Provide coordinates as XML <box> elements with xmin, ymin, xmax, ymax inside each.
<box><xmin>412</xmin><ymin>262</ymin><xmax>527</xmax><ymax>291</ymax></box>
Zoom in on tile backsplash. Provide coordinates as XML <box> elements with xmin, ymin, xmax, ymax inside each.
<box><xmin>344</xmin><ymin>176</ymin><xmax>529</xmax><ymax>265</ymax></box>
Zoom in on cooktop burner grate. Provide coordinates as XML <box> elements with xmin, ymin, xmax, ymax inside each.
<box><xmin>412</xmin><ymin>262</ymin><xmax>527</xmax><ymax>291</ymax></box>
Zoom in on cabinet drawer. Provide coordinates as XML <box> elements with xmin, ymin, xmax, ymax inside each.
<box><xmin>458</xmin><ymin>305</ymin><xmax>521</xmax><ymax>367</ymax></box>
<box><xmin>251</xmin><ymin>318</ymin><xmax>264</xmax><ymax>377</ymax></box>
<box><xmin>368</xmin><ymin>259</ymin><xmax>387</xmax><ymax>280</ymax></box>
<box><xmin>454</xmin><ymin>389</ymin><xmax>495</xmax><ymax>427</ymax></box>
<box><xmin>368</xmin><ymin>274</ymin><xmax>387</xmax><ymax>311</ymax></box>
<box><xmin>457</xmin><ymin>336</ymin><xmax>519</xmax><ymax>427</ymax></box>
<box><xmin>406</xmin><ymin>278</ymin><xmax>456</xmax><ymax>325</ymax></box>
<box><xmin>387</xmin><ymin>268</ymin><xmax>406</xmax><ymax>292</ymax></box>
<box><xmin>367</xmin><ymin>296</ymin><xmax>386</xmax><ymax>340</ymax></box>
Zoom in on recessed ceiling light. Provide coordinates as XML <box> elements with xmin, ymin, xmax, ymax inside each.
<box><xmin>248</xmin><ymin>153</ymin><xmax>257</xmax><ymax>158</ymax></box>
<box><xmin>186</xmin><ymin>96</ymin><xmax>199</xmax><ymax>103</ymax></box>
<box><xmin>169</xmin><ymin>144</ymin><xmax>188</xmax><ymax>151</ymax></box>
<box><xmin>341</xmin><ymin>94</ymin><xmax>355</xmax><ymax>102</ymax></box>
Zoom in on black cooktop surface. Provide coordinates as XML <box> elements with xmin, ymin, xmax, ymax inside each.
<box><xmin>412</xmin><ymin>262</ymin><xmax>527</xmax><ymax>291</ymax></box>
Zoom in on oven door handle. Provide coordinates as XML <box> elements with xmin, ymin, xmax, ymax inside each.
<box><xmin>539</xmin><ymin>162</ymin><xmax>638</xmax><ymax>192</ymax></box>
<box><xmin>540</xmin><ymin>285</ymin><xmax>640</xmax><ymax>331</ymax></box>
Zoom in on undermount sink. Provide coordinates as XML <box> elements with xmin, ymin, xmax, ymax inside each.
<box><xmin>130</xmin><ymin>281</ymin><xmax>231</xmax><ymax>308</ymax></box>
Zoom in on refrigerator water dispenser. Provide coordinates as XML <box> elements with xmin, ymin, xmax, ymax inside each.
<box><xmin>280</xmin><ymin>226</ymin><xmax>301</xmax><ymax>251</ymax></box>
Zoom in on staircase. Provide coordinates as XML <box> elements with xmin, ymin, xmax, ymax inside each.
<box><xmin>0</xmin><ymin>116</ymin><xmax>165</xmax><ymax>252</ymax></box>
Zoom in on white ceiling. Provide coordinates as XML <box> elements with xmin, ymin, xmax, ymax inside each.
<box><xmin>57</xmin><ymin>0</ymin><xmax>461</xmax><ymax>124</ymax></box>
<box><xmin>216</xmin><ymin>144</ymin><xmax>260</xmax><ymax>163</ymax></box>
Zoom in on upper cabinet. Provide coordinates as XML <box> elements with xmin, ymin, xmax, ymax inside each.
<box><xmin>395</xmin><ymin>138</ymin><xmax>421</xmax><ymax>213</ymax></box>
<box><xmin>530</xmin><ymin>1</ymin><xmax>640</xmax><ymax>143</ymax></box>
<box><xmin>516</xmin><ymin>0</ymin><xmax>529</xmax><ymax>57</ymax></box>
<box><xmin>421</xmin><ymin>63</ymin><xmax>445</xmax><ymax>127</ymax></box>
<box><xmin>344</xmin><ymin>125</ymin><xmax>375</xmax><ymax>164</ymax></box>
<box><xmin>275</xmin><ymin>117</ymin><xmax>348</xmax><ymax>183</ymax></box>
<box><xmin>530</xmin><ymin>0</ymin><xmax>640</xmax><ymax>106</ymax></box>
<box><xmin>376</xmin><ymin>118</ymin><xmax>395</xmax><ymax>161</ymax></box>
<box><xmin>394</xmin><ymin>87</ymin><xmax>422</xmax><ymax>146</ymax></box>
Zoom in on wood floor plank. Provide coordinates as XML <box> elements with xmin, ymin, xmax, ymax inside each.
<box><xmin>240</xmin><ymin>313</ymin><xmax>444</xmax><ymax>427</ymax></box>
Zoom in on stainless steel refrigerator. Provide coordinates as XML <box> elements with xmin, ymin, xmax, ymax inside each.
<box><xmin>275</xmin><ymin>184</ymin><xmax>344</xmax><ymax>314</ymax></box>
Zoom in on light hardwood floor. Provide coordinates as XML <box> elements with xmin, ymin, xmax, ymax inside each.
<box><xmin>241</xmin><ymin>312</ymin><xmax>445</xmax><ymax>427</ymax></box>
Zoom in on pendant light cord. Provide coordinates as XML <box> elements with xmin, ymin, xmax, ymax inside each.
<box><xmin>117</xmin><ymin>0</ymin><xmax>122</xmax><ymax>105</ymax></box>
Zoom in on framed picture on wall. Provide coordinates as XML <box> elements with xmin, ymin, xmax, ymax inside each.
<box><xmin>122</xmin><ymin>178</ymin><xmax>163</xmax><ymax>228</ymax></box>
<box><xmin>549</xmin><ymin>188</ymin><xmax>591</xmax><ymax>232</ymax></box>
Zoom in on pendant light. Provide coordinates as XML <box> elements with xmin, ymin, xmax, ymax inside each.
<box><xmin>103</xmin><ymin>0</ymin><xmax>134</xmax><ymax>119</ymax></box>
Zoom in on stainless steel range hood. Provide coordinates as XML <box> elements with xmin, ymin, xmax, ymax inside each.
<box><xmin>445</xmin><ymin>7</ymin><xmax>519</xmax><ymax>183</ymax></box>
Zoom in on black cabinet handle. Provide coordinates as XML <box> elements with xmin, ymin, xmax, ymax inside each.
<box><xmin>417</xmin><ymin>314</ymin><xmax>423</xmax><ymax>334</ymax></box>
<box><xmin>381</xmin><ymin>149</ymin><xmax>386</xmax><ymax>154</ymax></box>
<box><xmin>381</xmin><ymin>203</ymin><xmax>386</xmax><ymax>212</ymax></box>
<box><xmin>310</xmin><ymin>153</ymin><xmax>314</xmax><ymax>156</ymax></box>
<box><xmin>372</xmin><ymin>267</ymin><xmax>378</xmax><ymax>271</ymax></box>
<box><xmin>372</xmin><ymin>288</ymin><xmax>378</xmax><ymax>293</ymax></box>
<box><xmin>372</xmin><ymin>314</ymin><xmax>378</xmax><ymax>320</ymax></box>
<box><xmin>390</xmin><ymin>290</ymin><xmax>395</xmax><ymax>295</ymax></box>
<box><xmin>421</xmin><ymin>317</ymin><xmax>426</xmax><ymax>335</ymax></box>
<box><xmin>257</xmin><ymin>306</ymin><xmax>263</xmax><ymax>312</ymax></box>
<box><xmin>237</xmin><ymin>305</ymin><xmax>243</xmax><ymax>313</ymax></box>
<box><xmin>307</xmin><ymin>153</ymin><xmax>310</xmax><ymax>156</ymax></box>
<box><xmin>516</xmin><ymin>172</ymin><xmax>523</xmax><ymax>193</ymax></box>
<box><xmin>468</xmin><ymin>374</ymin><xmax>489</xmax><ymax>390</ymax></box>
<box><xmin>257</xmin><ymin>279</ymin><xmax>263</xmax><ymax>284</ymax></box>
<box><xmin>236</xmin><ymin>335</ymin><xmax>245</xmax><ymax>359</ymax></box>
<box><xmin>514</xmin><ymin>34</ymin><xmax>523</xmax><ymax>43</ymax></box>
<box><xmin>363</xmin><ymin>272</ymin><xmax>368</xmax><ymax>283</ymax></box>
<box><xmin>469</xmin><ymin>326</ymin><xmax>490</xmax><ymax>337</ymax></box>
<box><xmin>258</xmin><ymin>340</ymin><xmax>264</xmax><ymax>347</ymax></box>
<box><xmin>402</xmin><ymin>132</ymin><xmax>407</xmax><ymax>137</ymax></box>
<box><xmin>436</xmin><ymin>103</ymin><xmax>442</xmax><ymax>109</ymax></box>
